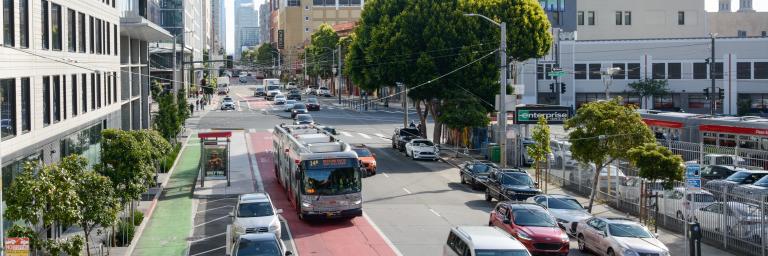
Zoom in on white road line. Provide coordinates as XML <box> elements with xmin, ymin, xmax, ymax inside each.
<box><xmin>189</xmin><ymin>232</ymin><xmax>227</xmax><ymax>243</ymax></box>
<box><xmin>358</xmin><ymin>133</ymin><xmax>371</xmax><ymax>139</ymax></box>
<box><xmin>429</xmin><ymin>208</ymin><xmax>442</xmax><ymax>217</ymax></box>
<box><xmin>382</xmin><ymin>173</ymin><xmax>390</xmax><ymax>178</ymax></box>
<box><xmin>341</xmin><ymin>131</ymin><xmax>352</xmax><ymax>137</ymax></box>
<box><xmin>193</xmin><ymin>215</ymin><xmax>229</xmax><ymax>228</ymax></box>
<box><xmin>363</xmin><ymin>213</ymin><xmax>404</xmax><ymax>256</ymax></box>
<box><xmin>267</xmin><ymin>128</ymin><xmax>274</xmax><ymax>133</ymax></box>
<box><xmin>374</xmin><ymin>133</ymin><xmax>385</xmax><ymax>138</ymax></box>
<box><xmin>196</xmin><ymin>205</ymin><xmax>232</xmax><ymax>213</ymax></box>
<box><xmin>402</xmin><ymin>187</ymin><xmax>412</xmax><ymax>194</ymax></box>
<box><xmin>189</xmin><ymin>246</ymin><xmax>226</xmax><ymax>256</ymax></box>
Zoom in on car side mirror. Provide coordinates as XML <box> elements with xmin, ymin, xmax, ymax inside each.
<box><xmin>285</xmin><ymin>252</ymin><xmax>294</xmax><ymax>256</ymax></box>
<box><xmin>372</xmin><ymin>153</ymin><xmax>377</xmax><ymax>157</ymax></box>
<box><xmin>503</xmin><ymin>219</ymin><xmax>511</xmax><ymax>224</ymax></box>
<box><xmin>276</xmin><ymin>209</ymin><xmax>284</xmax><ymax>214</ymax></box>
<box><xmin>654</xmin><ymin>233</ymin><xmax>659</xmax><ymax>238</ymax></box>
<box><xmin>229</xmin><ymin>211</ymin><xmax>234</xmax><ymax>218</ymax></box>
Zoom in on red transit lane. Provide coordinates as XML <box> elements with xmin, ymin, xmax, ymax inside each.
<box><xmin>248</xmin><ymin>132</ymin><xmax>398</xmax><ymax>256</ymax></box>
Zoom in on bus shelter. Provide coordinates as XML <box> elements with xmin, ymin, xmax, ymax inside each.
<box><xmin>199</xmin><ymin>131</ymin><xmax>232</xmax><ymax>187</ymax></box>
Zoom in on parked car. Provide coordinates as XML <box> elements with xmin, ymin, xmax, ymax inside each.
<box><xmin>306</xmin><ymin>98</ymin><xmax>320</xmax><ymax>111</ymax></box>
<box><xmin>569</xmin><ymin>163</ymin><xmax>627</xmax><ymax>192</ymax></box>
<box><xmin>294</xmin><ymin>114</ymin><xmax>314</xmax><ymax>125</ymax></box>
<box><xmin>404</xmin><ymin>139</ymin><xmax>439</xmax><ymax>161</ymax></box>
<box><xmin>550</xmin><ymin>139</ymin><xmax>578</xmax><ymax>169</ymax></box>
<box><xmin>616</xmin><ymin>177</ymin><xmax>667</xmax><ymax>202</ymax></box>
<box><xmin>703</xmin><ymin>170</ymin><xmax>768</xmax><ymax>198</ymax></box>
<box><xmin>702</xmin><ymin>154</ymin><xmax>749</xmax><ymax>167</ymax></box>
<box><xmin>575</xmin><ymin>217</ymin><xmax>670</xmax><ymax>256</ymax></box>
<box><xmin>443</xmin><ymin>226</ymin><xmax>531</xmax><ymax>256</ymax></box>
<box><xmin>290</xmin><ymin>103</ymin><xmax>308</xmax><ymax>119</ymax></box>
<box><xmin>489</xmin><ymin>202</ymin><xmax>570</xmax><ymax>256</ymax></box>
<box><xmin>318</xmin><ymin>87</ymin><xmax>331</xmax><ymax>97</ymax></box>
<box><xmin>282</xmin><ymin>100</ymin><xmax>297</xmax><ymax>112</ymax></box>
<box><xmin>521</xmin><ymin>139</ymin><xmax>535</xmax><ymax>167</ymax></box>
<box><xmin>254</xmin><ymin>87</ymin><xmax>266</xmax><ymax>97</ymax></box>
<box><xmin>352</xmin><ymin>145</ymin><xmax>377</xmax><ymax>176</ymax></box>
<box><xmin>287</xmin><ymin>91</ymin><xmax>301</xmax><ymax>101</ymax></box>
<box><xmin>691</xmin><ymin>201</ymin><xmax>764</xmax><ymax>240</ymax></box>
<box><xmin>485</xmin><ymin>169</ymin><xmax>541</xmax><ymax>202</ymax></box>
<box><xmin>221</xmin><ymin>96</ymin><xmax>236</xmax><ymax>111</ymax></box>
<box><xmin>229</xmin><ymin>233</ymin><xmax>292</xmax><ymax>256</ymax></box>
<box><xmin>731</xmin><ymin>175</ymin><xmax>768</xmax><ymax>202</ymax></box>
<box><xmin>460</xmin><ymin>160</ymin><xmax>498</xmax><ymax>190</ymax></box>
<box><xmin>230</xmin><ymin>193</ymin><xmax>282</xmax><ymax>242</ymax></box>
<box><xmin>700</xmin><ymin>165</ymin><xmax>750</xmax><ymax>182</ymax></box>
<box><xmin>530</xmin><ymin>194</ymin><xmax>592</xmax><ymax>235</ymax></box>
<box><xmin>656</xmin><ymin>188</ymin><xmax>716</xmax><ymax>220</ymax></box>
<box><xmin>391</xmin><ymin>127</ymin><xmax>421</xmax><ymax>151</ymax></box>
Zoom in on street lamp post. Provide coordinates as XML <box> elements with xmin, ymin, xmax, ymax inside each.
<box><xmin>601</xmin><ymin>67</ymin><xmax>622</xmax><ymax>99</ymax></box>
<box><xmin>465</xmin><ymin>13</ymin><xmax>508</xmax><ymax>168</ymax></box>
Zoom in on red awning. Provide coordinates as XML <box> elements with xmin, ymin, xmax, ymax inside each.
<box><xmin>642</xmin><ymin>119</ymin><xmax>684</xmax><ymax>129</ymax></box>
<box><xmin>699</xmin><ymin>125</ymin><xmax>768</xmax><ymax>136</ymax></box>
<box><xmin>199</xmin><ymin>131</ymin><xmax>233</xmax><ymax>139</ymax></box>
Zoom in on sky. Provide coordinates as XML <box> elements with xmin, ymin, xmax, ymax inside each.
<box><xmin>224</xmin><ymin>0</ymin><xmax>767</xmax><ymax>53</ymax></box>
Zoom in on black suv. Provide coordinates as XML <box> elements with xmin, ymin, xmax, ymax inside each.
<box><xmin>485</xmin><ymin>168</ymin><xmax>541</xmax><ymax>202</ymax></box>
<box><xmin>460</xmin><ymin>160</ymin><xmax>497</xmax><ymax>190</ymax></box>
<box><xmin>704</xmin><ymin>170</ymin><xmax>768</xmax><ymax>198</ymax></box>
<box><xmin>391</xmin><ymin>127</ymin><xmax>421</xmax><ymax>152</ymax></box>
<box><xmin>700</xmin><ymin>165</ymin><xmax>749</xmax><ymax>182</ymax></box>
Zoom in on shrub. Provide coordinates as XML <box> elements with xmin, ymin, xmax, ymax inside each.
<box><xmin>115</xmin><ymin>220</ymin><xmax>135</xmax><ymax>247</ymax></box>
<box><xmin>133</xmin><ymin>210</ymin><xmax>145</xmax><ymax>226</ymax></box>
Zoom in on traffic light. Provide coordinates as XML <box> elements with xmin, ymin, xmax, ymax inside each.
<box><xmin>718</xmin><ymin>88</ymin><xmax>724</xmax><ymax>99</ymax></box>
<box><xmin>549</xmin><ymin>83</ymin><xmax>555</xmax><ymax>93</ymax></box>
<box><xmin>703</xmin><ymin>88</ymin><xmax>710</xmax><ymax>100</ymax></box>
<box><xmin>560</xmin><ymin>83</ymin><xmax>566</xmax><ymax>94</ymax></box>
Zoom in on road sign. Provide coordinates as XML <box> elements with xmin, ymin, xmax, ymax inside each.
<box><xmin>685</xmin><ymin>163</ymin><xmax>701</xmax><ymax>190</ymax></box>
<box><xmin>548</xmin><ymin>70</ymin><xmax>566</xmax><ymax>77</ymax></box>
<box><xmin>5</xmin><ymin>237</ymin><xmax>30</xmax><ymax>256</ymax></box>
<box><xmin>515</xmin><ymin>106</ymin><xmax>571</xmax><ymax>124</ymax></box>
<box><xmin>686</xmin><ymin>179</ymin><xmax>702</xmax><ymax>190</ymax></box>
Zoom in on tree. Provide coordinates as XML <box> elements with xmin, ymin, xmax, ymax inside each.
<box><xmin>628</xmin><ymin>78</ymin><xmax>669</xmax><ymax>109</ymax></box>
<box><xmin>307</xmin><ymin>23</ymin><xmax>340</xmax><ymax>82</ymax></box>
<box><xmin>255</xmin><ymin>43</ymin><xmax>280</xmax><ymax>76</ymax></box>
<box><xmin>628</xmin><ymin>143</ymin><xmax>684</xmax><ymax>189</ymax></box>
<box><xmin>153</xmin><ymin>86</ymin><xmax>181</xmax><ymax>141</ymax></box>
<box><xmin>178</xmin><ymin>87</ymin><xmax>190</xmax><ymax>120</ymax></box>
<box><xmin>527</xmin><ymin>116</ymin><xmax>551</xmax><ymax>191</ymax></box>
<box><xmin>4</xmin><ymin>156</ymin><xmax>86</xmax><ymax>255</ymax></box>
<box><xmin>564</xmin><ymin>98</ymin><xmax>654</xmax><ymax>212</ymax></box>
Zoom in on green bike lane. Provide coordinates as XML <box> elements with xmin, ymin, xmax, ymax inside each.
<box><xmin>132</xmin><ymin>136</ymin><xmax>200</xmax><ymax>256</ymax></box>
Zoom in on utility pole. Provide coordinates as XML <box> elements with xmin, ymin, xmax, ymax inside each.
<box><xmin>338</xmin><ymin>44</ymin><xmax>342</xmax><ymax>105</ymax></box>
<box><xmin>709</xmin><ymin>33</ymin><xmax>717</xmax><ymax>115</ymax></box>
<box><xmin>499</xmin><ymin>22</ymin><xmax>508</xmax><ymax>168</ymax></box>
<box><xmin>172</xmin><ymin>34</ymin><xmax>178</xmax><ymax>101</ymax></box>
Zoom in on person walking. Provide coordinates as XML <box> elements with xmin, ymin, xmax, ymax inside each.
<box><xmin>189</xmin><ymin>103</ymin><xmax>194</xmax><ymax>115</ymax></box>
<box><xmin>196</xmin><ymin>99</ymin><xmax>201</xmax><ymax>110</ymax></box>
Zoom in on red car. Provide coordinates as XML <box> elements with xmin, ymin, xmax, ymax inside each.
<box><xmin>306</xmin><ymin>98</ymin><xmax>321</xmax><ymax>111</ymax></box>
<box><xmin>489</xmin><ymin>202</ymin><xmax>570</xmax><ymax>256</ymax></box>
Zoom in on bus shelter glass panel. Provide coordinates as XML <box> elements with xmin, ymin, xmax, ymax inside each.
<box><xmin>203</xmin><ymin>143</ymin><xmax>228</xmax><ymax>177</ymax></box>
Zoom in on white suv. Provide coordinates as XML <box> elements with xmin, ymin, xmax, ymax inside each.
<box><xmin>444</xmin><ymin>226</ymin><xmax>531</xmax><ymax>256</ymax></box>
<box><xmin>230</xmin><ymin>193</ymin><xmax>283</xmax><ymax>242</ymax></box>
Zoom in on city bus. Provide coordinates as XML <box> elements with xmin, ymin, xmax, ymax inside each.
<box><xmin>272</xmin><ymin>124</ymin><xmax>363</xmax><ymax>220</ymax></box>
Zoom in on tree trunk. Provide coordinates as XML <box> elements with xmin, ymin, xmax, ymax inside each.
<box><xmin>429</xmin><ymin>100</ymin><xmax>443</xmax><ymax>143</ymax></box>
<box><xmin>586</xmin><ymin>161</ymin><xmax>605</xmax><ymax>213</ymax></box>
<box><xmin>83</xmin><ymin>223</ymin><xmax>91</xmax><ymax>256</ymax></box>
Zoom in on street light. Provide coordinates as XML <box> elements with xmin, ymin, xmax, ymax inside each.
<box><xmin>465</xmin><ymin>13</ymin><xmax>508</xmax><ymax>168</ymax></box>
<box><xmin>601</xmin><ymin>67</ymin><xmax>622</xmax><ymax>99</ymax></box>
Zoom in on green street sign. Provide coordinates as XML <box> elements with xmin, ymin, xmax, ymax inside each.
<box><xmin>548</xmin><ymin>70</ymin><xmax>566</xmax><ymax>77</ymax></box>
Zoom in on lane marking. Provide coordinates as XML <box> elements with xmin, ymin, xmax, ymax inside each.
<box><xmin>382</xmin><ymin>172</ymin><xmax>390</xmax><ymax>178</ymax></box>
<box><xmin>194</xmin><ymin>216</ymin><xmax>229</xmax><ymax>228</ymax></box>
<box><xmin>374</xmin><ymin>133</ymin><xmax>385</xmax><ymax>138</ymax></box>
<box><xmin>189</xmin><ymin>232</ymin><xmax>227</xmax><ymax>243</ymax></box>
<box><xmin>189</xmin><ymin>246</ymin><xmax>226</xmax><ymax>256</ymax></box>
<box><xmin>402</xmin><ymin>187</ymin><xmax>411</xmax><ymax>194</ymax></box>
<box><xmin>196</xmin><ymin>205</ymin><xmax>232</xmax><ymax>213</ymax></box>
<box><xmin>429</xmin><ymin>208</ymin><xmax>442</xmax><ymax>217</ymax></box>
<box><xmin>363</xmin><ymin>212</ymin><xmax>405</xmax><ymax>256</ymax></box>
<box><xmin>198</xmin><ymin>197</ymin><xmax>237</xmax><ymax>204</ymax></box>
<box><xmin>358</xmin><ymin>133</ymin><xmax>371</xmax><ymax>139</ymax></box>
<box><xmin>341</xmin><ymin>131</ymin><xmax>352</xmax><ymax>137</ymax></box>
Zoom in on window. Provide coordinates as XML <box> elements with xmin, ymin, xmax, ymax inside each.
<box><xmin>627</xmin><ymin>63</ymin><xmax>641</xmax><ymax>79</ymax></box>
<box><xmin>20</xmin><ymin>77</ymin><xmax>29</xmax><ymax>132</ymax></box>
<box><xmin>19</xmin><ymin>0</ymin><xmax>28</xmax><ymax>47</ymax></box>
<box><xmin>762</xmin><ymin>31</ymin><xmax>767</xmax><ymax>37</ymax></box>
<box><xmin>287</xmin><ymin>0</ymin><xmax>299</xmax><ymax>6</ymax></box>
<box><xmin>737</xmin><ymin>62</ymin><xmax>752</xmax><ymax>79</ymax></box>
<box><xmin>90</xmin><ymin>73</ymin><xmax>95</xmax><ymax>110</ymax></box>
<box><xmin>62</xmin><ymin>75</ymin><xmax>66</xmax><ymax>119</ymax></box>
<box><xmin>105</xmin><ymin>21</ymin><xmax>110</xmax><ymax>55</ymax></box>
<box><xmin>43</xmin><ymin>76</ymin><xmax>50</xmax><ymax>125</ymax></box>
<box><xmin>587</xmin><ymin>11</ymin><xmax>595</xmax><ymax>25</ymax></box>
<box><xmin>4</xmin><ymin>0</ymin><xmax>15</xmax><ymax>46</ymax></box>
<box><xmin>81</xmin><ymin>73</ymin><xmax>86</xmax><ymax>113</ymax></box>
<box><xmin>304</xmin><ymin>27</ymin><xmax>309</xmax><ymax>32</ymax></box>
<box><xmin>714</xmin><ymin>62</ymin><xmax>724</xmax><ymax>79</ymax></box>
<box><xmin>41</xmin><ymin>0</ymin><xmax>49</xmax><ymax>49</ymax></box>
<box><xmin>67</xmin><ymin>9</ymin><xmax>75</xmax><ymax>52</ymax></box>
<box><xmin>738</xmin><ymin>30</ymin><xmax>747</xmax><ymax>38</ymax></box>
<box><xmin>0</xmin><ymin>78</ymin><xmax>16</xmax><ymax>139</ymax></box>
<box><xmin>78</xmin><ymin>12</ymin><xmax>84</xmax><ymax>52</ymax></box>
<box><xmin>305</xmin><ymin>16</ymin><xmax>309</xmax><ymax>21</ymax></box>
<box><xmin>52</xmin><ymin>75</ymin><xmax>60</xmax><ymax>122</ymax></box>
<box><xmin>668</xmin><ymin>63</ymin><xmax>681</xmax><ymax>79</ymax></box>
<box><xmin>51</xmin><ymin>3</ymin><xmax>61</xmax><ymax>50</ymax></box>
<box><xmin>624</xmin><ymin>11</ymin><xmax>632</xmax><ymax>25</ymax></box>
<box><xmin>537</xmin><ymin>64</ymin><xmax>544</xmax><ymax>80</ymax></box>
<box><xmin>575</xmin><ymin>64</ymin><xmax>587</xmax><ymax>80</ymax></box>
<box><xmin>612</xmin><ymin>63</ymin><xmax>626</xmax><ymax>79</ymax></box>
<box><xmin>588</xmin><ymin>64</ymin><xmax>601</xmax><ymax>80</ymax></box>
<box><xmin>615</xmin><ymin>11</ymin><xmax>622</xmax><ymax>25</ymax></box>
<box><xmin>688</xmin><ymin>94</ymin><xmax>708</xmax><ymax>109</ymax></box>
<box><xmin>537</xmin><ymin>64</ymin><xmax>559</xmax><ymax>80</ymax></box>
<box><xmin>652</xmin><ymin>63</ymin><xmax>666</xmax><ymax>79</ymax></box>
<box><xmin>755</xmin><ymin>62</ymin><xmax>768</xmax><ymax>79</ymax></box>
<box><xmin>112</xmin><ymin>72</ymin><xmax>117</xmax><ymax>102</ymax></box>
<box><xmin>95</xmin><ymin>19</ymin><xmax>101</xmax><ymax>54</ymax></box>
<box><xmin>577</xmin><ymin>11</ymin><xmax>584</xmax><ymax>26</ymax></box>
<box><xmin>113</xmin><ymin>24</ymin><xmax>117</xmax><ymax>55</ymax></box>
<box><xmin>105</xmin><ymin>74</ymin><xmax>110</xmax><ymax>105</ymax></box>
<box><xmin>654</xmin><ymin>94</ymin><xmax>674</xmax><ymax>109</ymax></box>
<box><xmin>96</xmin><ymin>73</ymin><xmax>101</xmax><ymax>108</ymax></box>
<box><xmin>694</xmin><ymin>63</ymin><xmax>708</xmax><ymax>79</ymax></box>
<box><xmin>89</xmin><ymin>16</ymin><xmax>93</xmax><ymax>53</ymax></box>
<box><xmin>678</xmin><ymin>11</ymin><xmax>685</xmax><ymax>25</ymax></box>
<box><xmin>71</xmin><ymin>74</ymin><xmax>77</xmax><ymax>116</ymax></box>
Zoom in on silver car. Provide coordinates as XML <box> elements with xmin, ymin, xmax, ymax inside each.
<box><xmin>230</xmin><ymin>193</ymin><xmax>283</xmax><ymax>242</ymax></box>
<box><xmin>229</xmin><ymin>233</ymin><xmax>293</xmax><ymax>256</ymax></box>
<box><xmin>576</xmin><ymin>217</ymin><xmax>670</xmax><ymax>256</ymax></box>
<box><xmin>731</xmin><ymin>175</ymin><xmax>768</xmax><ymax>202</ymax></box>
<box><xmin>531</xmin><ymin>194</ymin><xmax>592</xmax><ymax>235</ymax></box>
<box><xmin>691</xmin><ymin>201</ymin><xmax>764</xmax><ymax>240</ymax></box>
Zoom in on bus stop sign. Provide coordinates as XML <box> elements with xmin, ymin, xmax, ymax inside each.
<box><xmin>685</xmin><ymin>163</ymin><xmax>701</xmax><ymax>190</ymax></box>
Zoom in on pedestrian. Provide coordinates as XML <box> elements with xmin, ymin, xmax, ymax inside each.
<box><xmin>417</xmin><ymin>122</ymin><xmax>425</xmax><ymax>137</ymax></box>
<box><xmin>196</xmin><ymin>99</ymin><xmax>201</xmax><ymax>110</ymax></box>
<box><xmin>189</xmin><ymin>103</ymin><xmax>194</xmax><ymax>115</ymax></box>
<box><xmin>201</xmin><ymin>99</ymin><xmax>206</xmax><ymax>110</ymax></box>
<box><xmin>409</xmin><ymin>121</ymin><xmax>416</xmax><ymax>128</ymax></box>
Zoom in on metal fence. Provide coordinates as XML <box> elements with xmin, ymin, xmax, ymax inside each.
<box><xmin>541</xmin><ymin>139</ymin><xmax>768</xmax><ymax>256</ymax></box>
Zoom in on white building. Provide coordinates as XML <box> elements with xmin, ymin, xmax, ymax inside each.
<box><xmin>235</xmin><ymin>0</ymin><xmax>259</xmax><ymax>60</ymax></box>
<box><xmin>259</xmin><ymin>2</ymin><xmax>270</xmax><ymax>46</ymax></box>
<box><xmin>1</xmin><ymin>0</ymin><xmax>121</xmax><ymax>179</ymax></box>
<box><xmin>574</xmin><ymin>0</ymin><xmax>708</xmax><ymax>40</ymax></box>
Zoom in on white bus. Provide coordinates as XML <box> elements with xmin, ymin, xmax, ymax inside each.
<box><xmin>272</xmin><ymin>124</ymin><xmax>363</xmax><ymax>220</ymax></box>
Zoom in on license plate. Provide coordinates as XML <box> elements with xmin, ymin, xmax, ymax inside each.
<box><xmin>325</xmin><ymin>212</ymin><xmax>338</xmax><ymax>217</ymax></box>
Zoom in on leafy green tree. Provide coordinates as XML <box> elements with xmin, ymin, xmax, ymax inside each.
<box><xmin>153</xmin><ymin>88</ymin><xmax>181</xmax><ymax>141</ymax></box>
<box><xmin>4</xmin><ymin>156</ymin><xmax>86</xmax><ymax>255</ymax></box>
<box><xmin>256</xmin><ymin>43</ymin><xmax>280</xmax><ymax>76</ymax></box>
<box><xmin>178</xmin><ymin>87</ymin><xmax>190</xmax><ymax>120</ymax></box>
<box><xmin>307</xmin><ymin>23</ymin><xmax>340</xmax><ymax>82</ymax></box>
<box><xmin>564</xmin><ymin>98</ymin><xmax>654</xmax><ymax>212</ymax></box>
<box><xmin>628</xmin><ymin>143</ymin><xmax>684</xmax><ymax>189</ymax></box>
<box><xmin>628</xmin><ymin>78</ymin><xmax>669</xmax><ymax>109</ymax></box>
<box><xmin>527</xmin><ymin>116</ymin><xmax>551</xmax><ymax>189</ymax></box>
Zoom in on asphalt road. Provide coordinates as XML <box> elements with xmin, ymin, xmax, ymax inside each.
<box><xmin>194</xmin><ymin>84</ymin><xmax>593</xmax><ymax>256</ymax></box>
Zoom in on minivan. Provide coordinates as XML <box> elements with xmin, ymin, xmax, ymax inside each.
<box><xmin>443</xmin><ymin>226</ymin><xmax>531</xmax><ymax>256</ymax></box>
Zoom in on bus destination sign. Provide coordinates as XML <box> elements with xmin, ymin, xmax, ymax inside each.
<box><xmin>307</xmin><ymin>158</ymin><xmax>355</xmax><ymax>169</ymax></box>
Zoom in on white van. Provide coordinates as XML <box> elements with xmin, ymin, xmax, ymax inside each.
<box><xmin>217</xmin><ymin>76</ymin><xmax>230</xmax><ymax>95</ymax></box>
<box><xmin>444</xmin><ymin>226</ymin><xmax>531</xmax><ymax>256</ymax></box>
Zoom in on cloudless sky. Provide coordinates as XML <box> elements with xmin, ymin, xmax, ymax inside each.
<box><xmin>224</xmin><ymin>0</ymin><xmax>766</xmax><ymax>53</ymax></box>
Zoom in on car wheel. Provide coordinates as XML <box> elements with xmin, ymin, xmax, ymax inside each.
<box><xmin>607</xmin><ymin>248</ymin><xmax>616</xmax><ymax>256</ymax></box>
<box><xmin>577</xmin><ymin>234</ymin><xmax>587</xmax><ymax>252</ymax></box>
<box><xmin>460</xmin><ymin>174</ymin><xmax>466</xmax><ymax>184</ymax></box>
<box><xmin>412</xmin><ymin>154</ymin><xmax>416</xmax><ymax>160</ymax></box>
<box><xmin>485</xmin><ymin>190</ymin><xmax>492</xmax><ymax>202</ymax></box>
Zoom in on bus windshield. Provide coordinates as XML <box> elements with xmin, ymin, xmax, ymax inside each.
<box><xmin>303</xmin><ymin>159</ymin><xmax>361</xmax><ymax>195</ymax></box>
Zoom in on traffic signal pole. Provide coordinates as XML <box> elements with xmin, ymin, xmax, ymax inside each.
<box><xmin>710</xmin><ymin>34</ymin><xmax>716</xmax><ymax>115</ymax></box>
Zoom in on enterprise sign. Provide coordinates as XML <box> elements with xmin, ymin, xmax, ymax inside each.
<box><xmin>515</xmin><ymin>106</ymin><xmax>572</xmax><ymax>124</ymax></box>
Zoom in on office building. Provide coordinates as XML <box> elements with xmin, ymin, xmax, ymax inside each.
<box><xmin>235</xmin><ymin>0</ymin><xmax>259</xmax><ymax>60</ymax></box>
<box><xmin>259</xmin><ymin>2</ymin><xmax>271</xmax><ymax>45</ymax></box>
<box><xmin>149</xmin><ymin>0</ymin><xmax>205</xmax><ymax>95</ymax></box>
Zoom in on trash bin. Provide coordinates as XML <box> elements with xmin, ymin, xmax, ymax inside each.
<box><xmin>489</xmin><ymin>143</ymin><xmax>500</xmax><ymax>163</ymax></box>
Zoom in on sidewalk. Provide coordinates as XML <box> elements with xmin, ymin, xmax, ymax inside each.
<box><xmin>131</xmin><ymin>135</ymin><xmax>200</xmax><ymax>256</ymax></box>
<box><xmin>438</xmin><ymin>152</ymin><xmax>736</xmax><ymax>256</ymax></box>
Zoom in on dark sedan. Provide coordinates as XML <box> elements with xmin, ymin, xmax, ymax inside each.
<box><xmin>701</xmin><ymin>165</ymin><xmax>749</xmax><ymax>182</ymax></box>
<box><xmin>290</xmin><ymin>103</ymin><xmax>309</xmax><ymax>119</ymax></box>
<box><xmin>704</xmin><ymin>170</ymin><xmax>768</xmax><ymax>198</ymax></box>
<box><xmin>460</xmin><ymin>160</ymin><xmax>497</xmax><ymax>190</ymax></box>
<box><xmin>287</xmin><ymin>91</ymin><xmax>301</xmax><ymax>101</ymax></box>
<box><xmin>731</xmin><ymin>175</ymin><xmax>768</xmax><ymax>202</ymax></box>
<box><xmin>306</xmin><ymin>98</ymin><xmax>320</xmax><ymax>111</ymax></box>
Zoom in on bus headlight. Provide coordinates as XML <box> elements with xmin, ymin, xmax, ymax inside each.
<box><xmin>353</xmin><ymin>199</ymin><xmax>362</xmax><ymax>205</ymax></box>
<box><xmin>301</xmin><ymin>201</ymin><xmax>313</xmax><ymax>208</ymax></box>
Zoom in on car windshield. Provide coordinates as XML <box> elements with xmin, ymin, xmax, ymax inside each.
<box><xmin>320</xmin><ymin>87</ymin><xmax>328</xmax><ymax>90</ymax></box>
<box><xmin>608</xmin><ymin>224</ymin><xmax>653</xmax><ymax>238</ymax></box>
<box><xmin>267</xmin><ymin>85</ymin><xmax>280</xmax><ymax>91</ymax></box>
<box><xmin>236</xmin><ymin>238</ymin><xmax>281</xmax><ymax>256</ymax></box>
<box><xmin>223</xmin><ymin>97</ymin><xmax>233</xmax><ymax>102</ymax></box>
<box><xmin>688</xmin><ymin>193</ymin><xmax>715</xmax><ymax>203</ymax></box>
<box><xmin>726</xmin><ymin>172</ymin><xmax>751</xmax><ymax>182</ymax></box>
<box><xmin>471</xmin><ymin>164</ymin><xmax>491</xmax><ymax>174</ymax></box>
<box><xmin>475</xmin><ymin>249</ymin><xmax>531</xmax><ymax>256</ymax></box>
<box><xmin>512</xmin><ymin>209</ymin><xmax>557</xmax><ymax>227</ymax></box>
<box><xmin>286</xmin><ymin>100</ymin><xmax>296</xmax><ymax>105</ymax></box>
<box><xmin>399</xmin><ymin>129</ymin><xmax>420</xmax><ymax>137</ymax></box>
<box><xmin>297</xmin><ymin>115</ymin><xmax>312</xmax><ymax>122</ymax></box>
<box><xmin>237</xmin><ymin>202</ymin><xmax>274</xmax><ymax>218</ymax></box>
<box><xmin>548</xmin><ymin>198</ymin><xmax>584</xmax><ymax>210</ymax></box>
<box><xmin>294</xmin><ymin>104</ymin><xmax>307</xmax><ymax>109</ymax></box>
<box><xmin>499</xmin><ymin>172</ymin><xmax>533</xmax><ymax>186</ymax></box>
<box><xmin>303</xmin><ymin>168</ymin><xmax>361</xmax><ymax>195</ymax></box>
<box><xmin>308</xmin><ymin>98</ymin><xmax>318</xmax><ymax>103</ymax></box>
<box><xmin>353</xmin><ymin>148</ymin><xmax>372</xmax><ymax>157</ymax></box>
<box><xmin>754</xmin><ymin>176</ymin><xmax>768</xmax><ymax>186</ymax></box>
<box><xmin>256</xmin><ymin>88</ymin><xmax>264</xmax><ymax>91</ymax></box>
<box><xmin>412</xmin><ymin>140</ymin><xmax>434</xmax><ymax>147</ymax></box>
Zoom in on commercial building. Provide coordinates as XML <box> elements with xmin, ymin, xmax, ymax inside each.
<box><xmin>259</xmin><ymin>2</ymin><xmax>271</xmax><ymax>45</ymax></box>
<box><xmin>708</xmin><ymin>0</ymin><xmax>768</xmax><ymax>37</ymax></box>
<box><xmin>572</xmin><ymin>0</ymin><xmax>707</xmax><ymax>40</ymax></box>
<box><xmin>235</xmin><ymin>0</ymin><xmax>259</xmax><ymax>61</ymax></box>
<box><xmin>149</xmin><ymin>0</ymin><xmax>205</xmax><ymax>95</ymax></box>
<box><xmin>1</xmin><ymin>0</ymin><xmax>122</xmax><ymax>195</ymax></box>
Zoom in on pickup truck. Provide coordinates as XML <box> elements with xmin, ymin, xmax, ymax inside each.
<box><xmin>391</xmin><ymin>127</ymin><xmax>421</xmax><ymax>152</ymax></box>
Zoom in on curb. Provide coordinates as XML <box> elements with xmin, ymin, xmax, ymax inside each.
<box><xmin>124</xmin><ymin>133</ymin><xmax>196</xmax><ymax>256</ymax></box>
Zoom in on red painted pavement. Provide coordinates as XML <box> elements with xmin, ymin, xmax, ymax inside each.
<box><xmin>248</xmin><ymin>132</ymin><xmax>398</xmax><ymax>256</ymax></box>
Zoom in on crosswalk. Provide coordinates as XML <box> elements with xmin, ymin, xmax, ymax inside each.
<box><xmin>247</xmin><ymin>128</ymin><xmax>390</xmax><ymax>142</ymax></box>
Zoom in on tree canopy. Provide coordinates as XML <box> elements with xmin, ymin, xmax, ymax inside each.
<box><xmin>307</xmin><ymin>23</ymin><xmax>341</xmax><ymax>80</ymax></box>
<box><xmin>628</xmin><ymin>143</ymin><xmax>685</xmax><ymax>189</ymax></box>
<box><xmin>628</xmin><ymin>78</ymin><xmax>669</xmax><ymax>108</ymax></box>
